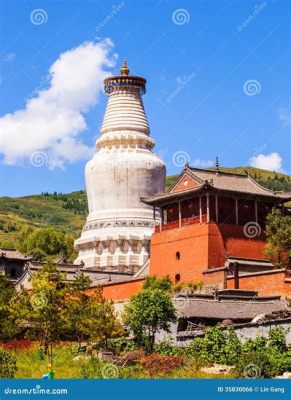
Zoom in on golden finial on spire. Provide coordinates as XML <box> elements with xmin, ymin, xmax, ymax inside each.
<box><xmin>120</xmin><ymin>60</ymin><xmax>129</xmax><ymax>76</ymax></box>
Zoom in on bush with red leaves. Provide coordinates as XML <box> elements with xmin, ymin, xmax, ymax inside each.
<box><xmin>1</xmin><ymin>339</ymin><xmax>34</xmax><ymax>351</ymax></box>
<box><xmin>138</xmin><ymin>354</ymin><xmax>183</xmax><ymax>376</ymax></box>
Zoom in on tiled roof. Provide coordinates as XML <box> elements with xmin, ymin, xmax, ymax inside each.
<box><xmin>141</xmin><ymin>166</ymin><xmax>291</xmax><ymax>205</ymax></box>
<box><xmin>176</xmin><ymin>297</ymin><xmax>287</xmax><ymax>320</ymax></box>
<box><xmin>188</xmin><ymin>167</ymin><xmax>290</xmax><ymax>197</ymax></box>
<box><xmin>0</xmin><ymin>248</ymin><xmax>32</xmax><ymax>261</ymax></box>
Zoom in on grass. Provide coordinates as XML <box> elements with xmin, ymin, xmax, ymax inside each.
<box><xmin>7</xmin><ymin>342</ymin><xmax>235</xmax><ymax>379</ymax></box>
<box><xmin>14</xmin><ymin>343</ymin><xmax>88</xmax><ymax>379</ymax></box>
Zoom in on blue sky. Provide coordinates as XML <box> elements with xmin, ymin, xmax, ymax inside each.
<box><xmin>0</xmin><ymin>0</ymin><xmax>290</xmax><ymax>197</ymax></box>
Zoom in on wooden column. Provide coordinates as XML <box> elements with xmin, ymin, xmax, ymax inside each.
<box><xmin>233</xmin><ymin>262</ymin><xmax>239</xmax><ymax>289</ymax></box>
<box><xmin>153</xmin><ymin>205</ymin><xmax>156</xmax><ymax>221</ymax></box>
<box><xmin>160</xmin><ymin>207</ymin><xmax>163</xmax><ymax>232</ymax></box>
<box><xmin>215</xmin><ymin>195</ymin><xmax>218</xmax><ymax>223</ymax></box>
<box><xmin>255</xmin><ymin>200</ymin><xmax>258</xmax><ymax>223</ymax></box>
<box><xmin>199</xmin><ymin>196</ymin><xmax>202</xmax><ymax>224</ymax></box>
<box><xmin>206</xmin><ymin>193</ymin><xmax>210</xmax><ymax>223</ymax></box>
<box><xmin>235</xmin><ymin>198</ymin><xmax>238</xmax><ymax>225</ymax></box>
<box><xmin>178</xmin><ymin>201</ymin><xmax>182</xmax><ymax>227</ymax></box>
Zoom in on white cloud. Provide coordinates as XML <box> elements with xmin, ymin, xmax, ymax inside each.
<box><xmin>250</xmin><ymin>152</ymin><xmax>284</xmax><ymax>172</ymax></box>
<box><xmin>0</xmin><ymin>39</ymin><xmax>116</xmax><ymax>169</ymax></box>
<box><xmin>4</xmin><ymin>53</ymin><xmax>16</xmax><ymax>62</ymax></box>
<box><xmin>192</xmin><ymin>159</ymin><xmax>214</xmax><ymax>168</ymax></box>
<box><xmin>277</xmin><ymin>108</ymin><xmax>291</xmax><ymax>127</ymax></box>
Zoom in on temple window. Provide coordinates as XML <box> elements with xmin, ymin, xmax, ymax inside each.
<box><xmin>176</xmin><ymin>251</ymin><xmax>180</xmax><ymax>260</ymax></box>
<box><xmin>175</xmin><ymin>274</ymin><xmax>181</xmax><ymax>283</ymax></box>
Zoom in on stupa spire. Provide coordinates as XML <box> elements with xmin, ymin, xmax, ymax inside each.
<box><xmin>120</xmin><ymin>60</ymin><xmax>129</xmax><ymax>76</ymax></box>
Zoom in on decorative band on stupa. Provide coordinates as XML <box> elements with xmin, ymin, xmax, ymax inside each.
<box><xmin>104</xmin><ymin>60</ymin><xmax>146</xmax><ymax>95</ymax></box>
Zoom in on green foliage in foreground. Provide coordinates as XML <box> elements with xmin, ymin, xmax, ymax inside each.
<box><xmin>2</xmin><ymin>325</ymin><xmax>290</xmax><ymax>379</ymax></box>
<box><xmin>155</xmin><ymin>325</ymin><xmax>291</xmax><ymax>378</ymax></box>
<box><xmin>0</xmin><ymin>348</ymin><xmax>17</xmax><ymax>378</ymax></box>
<box><xmin>6</xmin><ymin>343</ymin><xmax>230</xmax><ymax>379</ymax></box>
<box><xmin>124</xmin><ymin>288</ymin><xmax>177</xmax><ymax>352</ymax></box>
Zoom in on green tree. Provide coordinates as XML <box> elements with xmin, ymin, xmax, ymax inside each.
<box><xmin>64</xmin><ymin>272</ymin><xmax>92</xmax><ymax>342</ymax></box>
<box><xmin>12</xmin><ymin>258</ymin><xmax>67</xmax><ymax>367</ymax></box>
<box><xmin>0</xmin><ymin>275</ymin><xmax>20</xmax><ymax>339</ymax></box>
<box><xmin>65</xmin><ymin>275</ymin><xmax>124</xmax><ymax>348</ymax></box>
<box><xmin>16</xmin><ymin>226</ymin><xmax>77</xmax><ymax>262</ymax></box>
<box><xmin>76</xmin><ymin>288</ymin><xmax>124</xmax><ymax>349</ymax></box>
<box><xmin>264</xmin><ymin>209</ymin><xmax>291</xmax><ymax>268</ymax></box>
<box><xmin>124</xmin><ymin>288</ymin><xmax>177</xmax><ymax>352</ymax></box>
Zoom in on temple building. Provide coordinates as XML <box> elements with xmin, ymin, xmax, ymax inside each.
<box><xmin>74</xmin><ymin>61</ymin><xmax>165</xmax><ymax>271</ymax></box>
<box><xmin>141</xmin><ymin>164</ymin><xmax>291</xmax><ymax>297</ymax></box>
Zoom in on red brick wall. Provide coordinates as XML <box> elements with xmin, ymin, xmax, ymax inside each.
<box><xmin>219</xmin><ymin>224</ymin><xmax>266</xmax><ymax>259</ymax></box>
<box><xmin>203</xmin><ymin>269</ymin><xmax>226</xmax><ymax>289</ymax></box>
<box><xmin>150</xmin><ymin>222</ymin><xmax>268</xmax><ymax>284</ymax></box>
<box><xmin>227</xmin><ymin>271</ymin><xmax>291</xmax><ymax>298</ymax></box>
<box><xmin>150</xmin><ymin>223</ymin><xmax>227</xmax><ymax>283</ymax></box>
<box><xmin>150</xmin><ymin>223</ymin><xmax>209</xmax><ymax>283</ymax></box>
<box><xmin>90</xmin><ymin>279</ymin><xmax>145</xmax><ymax>302</ymax></box>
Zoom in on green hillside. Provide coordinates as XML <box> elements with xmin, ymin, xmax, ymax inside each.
<box><xmin>1</xmin><ymin>167</ymin><xmax>290</xmax><ymax>246</ymax></box>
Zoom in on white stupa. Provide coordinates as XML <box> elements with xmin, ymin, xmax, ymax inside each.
<box><xmin>74</xmin><ymin>61</ymin><xmax>166</xmax><ymax>271</ymax></box>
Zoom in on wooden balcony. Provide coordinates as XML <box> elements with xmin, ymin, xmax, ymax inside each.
<box><xmin>155</xmin><ymin>214</ymin><xmax>208</xmax><ymax>232</ymax></box>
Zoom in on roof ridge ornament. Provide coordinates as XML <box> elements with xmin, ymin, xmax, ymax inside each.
<box><xmin>215</xmin><ymin>156</ymin><xmax>220</xmax><ymax>174</ymax></box>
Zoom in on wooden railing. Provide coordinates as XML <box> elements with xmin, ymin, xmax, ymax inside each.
<box><xmin>154</xmin><ymin>214</ymin><xmax>208</xmax><ymax>232</ymax></box>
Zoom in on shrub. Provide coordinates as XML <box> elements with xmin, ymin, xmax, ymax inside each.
<box><xmin>154</xmin><ymin>339</ymin><xmax>186</xmax><ymax>357</ymax></box>
<box><xmin>0</xmin><ymin>348</ymin><xmax>17</xmax><ymax>378</ymax></box>
<box><xmin>171</xmin><ymin>280</ymin><xmax>203</xmax><ymax>293</ymax></box>
<box><xmin>235</xmin><ymin>351</ymin><xmax>273</xmax><ymax>378</ymax></box>
<box><xmin>143</xmin><ymin>276</ymin><xmax>172</xmax><ymax>291</ymax></box>
<box><xmin>189</xmin><ymin>325</ymin><xmax>241</xmax><ymax>365</ymax></box>
<box><xmin>3</xmin><ymin>339</ymin><xmax>34</xmax><ymax>352</ymax></box>
<box><xmin>106</xmin><ymin>338</ymin><xmax>138</xmax><ymax>355</ymax></box>
<box><xmin>80</xmin><ymin>358</ymin><xmax>103</xmax><ymax>379</ymax></box>
<box><xmin>138</xmin><ymin>354</ymin><xmax>183</xmax><ymax>376</ymax></box>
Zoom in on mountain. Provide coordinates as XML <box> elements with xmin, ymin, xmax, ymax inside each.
<box><xmin>1</xmin><ymin>167</ymin><xmax>290</xmax><ymax>246</ymax></box>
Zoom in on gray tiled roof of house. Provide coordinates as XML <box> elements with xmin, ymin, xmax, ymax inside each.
<box><xmin>176</xmin><ymin>297</ymin><xmax>287</xmax><ymax>320</ymax></box>
<box><xmin>0</xmin><ymin>248</ymin><xmax>32</xmax><ymax>261</ymax></box>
